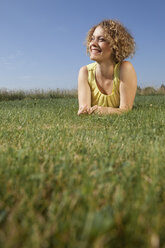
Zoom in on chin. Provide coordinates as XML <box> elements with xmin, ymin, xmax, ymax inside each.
<box><xmin>90</xmin><ymin>55</ymin><xmax>100</xmax><ymax>62</ymax></box>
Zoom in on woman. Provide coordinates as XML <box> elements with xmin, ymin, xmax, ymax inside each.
<box><xmin>77</xmin><ymin>19</ymin><xmax>137</xmax><ymax>115</ymax></box>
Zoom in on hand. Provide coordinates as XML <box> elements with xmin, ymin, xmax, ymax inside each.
<box><xmin>78</xmin><ymin>105</ymin><xmax>99</xmax><ymax>115</ymax></box>
<box><xmin>77</xmin><ymin>105</ymin><xmax>90</xmax><ymax>115</ymax></box>
<box><xmin>78</xmin><ymin>105</ymin><xmax>103</xmax><ymax>115</ymax></box>
<box><xmin>87</xmin><ymin>105</ymin><xmax>98</xmax><ymax>114</ymax></box>
<box><xmin>91</xmin><ymin>106</ymin><xmax>108</xmax><ymax>115</ymax></box>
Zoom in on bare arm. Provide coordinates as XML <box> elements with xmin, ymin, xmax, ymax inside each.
<box><xmin>91</xmin><ymin>61</ymin><xmax>137</xmax><ymax>115</ymax></box>
<box><xmin>77</xmin><ymin>66</ymin><xmax>91</xmax><ymax>115</ymax></box>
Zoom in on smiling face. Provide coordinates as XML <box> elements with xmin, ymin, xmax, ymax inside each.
<box><xmin>89</xmin><ymin>26</ymin><xmax>112</xmax><ymax>63</ymax></box>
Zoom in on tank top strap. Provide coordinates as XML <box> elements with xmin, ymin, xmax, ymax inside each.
<box><xmin>113</xmin><ymin>62</ymin><xmax>121</xmax><ymax>90</ymax></box>
<box><xmin>114</xmin><ymin>62</ymin><xmax>121</xmax><ymax>79</ymax></box>
<box><xmin>86</xmin><ymin>63</ymin><xmax>97</xmax><ymax>88</ymax></box>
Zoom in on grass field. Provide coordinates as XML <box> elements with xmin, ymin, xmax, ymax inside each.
<box><xmin>0</xmin><ymin>95</ymin><xmax>165</xmax><ymax>248</ymax></box>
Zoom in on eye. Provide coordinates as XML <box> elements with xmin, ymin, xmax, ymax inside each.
<box><xmin>99</xmin><ymin>38</ymin><xmax>105</xmax><ymax>42</ymax></box>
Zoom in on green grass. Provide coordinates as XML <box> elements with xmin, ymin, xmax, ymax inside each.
<box><xmin>0</xmin><ymin>85</ymin><xmax>165</xmax><ymax>102</ymax></box>
<box><xmin>0</xmin><ymin>95</ymin><xmax>165</xmax><ymax>248</ymax></box>
<box><xmin>0</xmin><ymin>89</ymin><xmax>77</xmax><ymax>101</ymax></box>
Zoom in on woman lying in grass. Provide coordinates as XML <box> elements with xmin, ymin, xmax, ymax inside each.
<box><xmin>78</xmin><ymin>19</ymin><xmax>137</xmax><ymax>115</ymax></box>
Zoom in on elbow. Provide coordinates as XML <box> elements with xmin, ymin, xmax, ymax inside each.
<box><xmin>119</xmin><ymin>105</ymin><xmax>132</xmax><ymax>113</ymax></box>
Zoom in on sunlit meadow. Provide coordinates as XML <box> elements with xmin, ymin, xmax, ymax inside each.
<box><xmin>0</xmin><ymin>90</ymin><xmax>165</xmax><ymax>248</ymax></box>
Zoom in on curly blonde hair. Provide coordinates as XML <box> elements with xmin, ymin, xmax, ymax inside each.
<box><xmin>86</xmin><ymin>19</ymin><xmax>136</xmax><ymax>64</ymax></box>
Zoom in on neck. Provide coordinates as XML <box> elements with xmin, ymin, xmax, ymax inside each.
<box><xmin>96</xmin><ymin>60</ymin><xmax>115</xmax><ymax>80</ymax></box>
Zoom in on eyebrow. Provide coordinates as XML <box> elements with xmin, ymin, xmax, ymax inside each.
<box><xmin>91</xmin><ymin>35</ymin><xmax>105</xmax><ymax>38</ymax></box>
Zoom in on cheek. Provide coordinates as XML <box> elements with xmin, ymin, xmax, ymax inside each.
<box><xmin>102</xmin><ymin>44</ymin><xmax>111</xmax><ymax>52</ymax></box>
<box><xmin>103</xmin><ymin>47</ymin><xmax>112</xmax><ymax>57</ymax></box>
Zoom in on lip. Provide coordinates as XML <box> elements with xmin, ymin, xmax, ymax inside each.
<box><xmin>90</xmin><ymin>47</ymin><xmax>101</xmax><ymax>52</ymax></box>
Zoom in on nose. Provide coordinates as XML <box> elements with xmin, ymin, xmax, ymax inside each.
<box><xmin>90</xmin><ymin>38</ymin><xmax>98</xmax><ymax>47</ymax></box>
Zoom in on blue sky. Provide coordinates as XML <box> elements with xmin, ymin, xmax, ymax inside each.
<box><xmin>0</xmin><ymin>0</ymin><xmax>165</xmax><ymax>90</ymax></box>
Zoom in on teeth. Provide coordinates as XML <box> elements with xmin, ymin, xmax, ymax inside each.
<box><xmin>92</xmin><ymin>49</ymin><xmax>101</xmax><ymax>52</ymax></box>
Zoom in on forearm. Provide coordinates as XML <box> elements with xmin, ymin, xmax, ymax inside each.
<box><xmin>94</xmin><ymin>106</ymin><xmax>131</xmax><ymax>115</ymax></box>
<box><xmin>78</xmin><ymin>66</ymin><xmax>91</xmax><ymax>110</ymax></box>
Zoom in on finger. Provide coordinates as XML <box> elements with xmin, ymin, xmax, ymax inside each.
<box><xmin>94</xmin><ymin>106</ymin><xmax>101</xmax><ymax>114</ymax></box>
<box><xmin>78</xmin><ymin>109</ymin><xmax>86</xmax><ymax>115</ymax></box>
<box><xmin>87</xmin><ymin>107</ymin><xmax>93</xmax><ymax>114</ymax></box>
<box><xmin>78</xmin><ymin>105</ymin><xmax>88</xmax><ymax>115</ymax></box>
<box><xmin>88</xmin><ymin>105</ymin><xmax>98</xmax><ymax>114</ymax></box>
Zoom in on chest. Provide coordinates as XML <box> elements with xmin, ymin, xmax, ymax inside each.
<box><xmin>95</xmin><ymin>77</ymin><xmax>114</xmax><ymax>95</ymax></box>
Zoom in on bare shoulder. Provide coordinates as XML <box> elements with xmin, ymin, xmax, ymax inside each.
<box><xmin>120</xmin><ymin>61</ymin><xmax>137</xmax><ymax>81</ymax></box>
<box><xmin>78</xmin><ymin>65</ymin><xmax>88</xmax><ymax>85</ymax></box>
<box><xmin>79</xmin><ymin>65</ymin><xmax>88</xmax><ymax>76</ymax></box>
<box><xmin>120</xmin><ymin>61</ymin><xmax>136</xmax><ymax>75</ymax></box>
<box><xmin>119</xmin><ymin>61</ymin><xmax>137</xmax><ymax>109</ymax></box>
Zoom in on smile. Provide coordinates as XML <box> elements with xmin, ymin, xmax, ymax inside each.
<box><xmin>91</xmin><ymin>48</ymin><xmax>101</xmax><ymax>52</ymax></box>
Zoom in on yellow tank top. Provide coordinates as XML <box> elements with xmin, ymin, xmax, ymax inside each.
<box><xmin>87</xmin><ymin>62</ymin><xmax>121</xmax><ymax>107</ymax></box>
